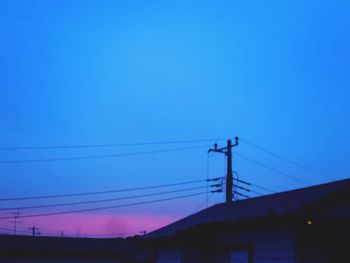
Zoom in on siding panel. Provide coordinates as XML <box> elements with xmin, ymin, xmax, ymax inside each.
<box><xmin>217</xmin><ymin>227</ymin><xmax>295</xmax><ymax>263</ymax></box>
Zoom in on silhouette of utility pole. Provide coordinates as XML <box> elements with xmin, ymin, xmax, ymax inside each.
<box><xmin>28</xmin><ymin>226</ymin><xmax>39</xmax><ymax>237</ymax></box>
<box><xmin>9</xmin><ymin>209</ymin><xmax>22</xmax><ymax>236</ymax></box>
<box><xmin>208</xmin><ymin>137</ymin><xmax>239</xmax><ymax>203</ymax></box>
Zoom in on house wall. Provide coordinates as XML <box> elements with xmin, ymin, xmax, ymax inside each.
<box><xmin>295</xmin><ymin>190</ymin><xmax>350</xmax><ymax>263</ymax></box>
<box><xmin>154</xmin><ymin>225</ymin><xmax>296</xmax><ymax>263</ymax></box>
<box><xmin>215</xmin><ymin>226</ymin><xmax>295</xmax><ymax>263</ymax></box>
<box><xmin>297</xmin><ymin>222</ymin><xmax>350</xmax><ymax>263</ymax></box>
<box><xmin>299</xmin><ymin>232</ymin><xmax>350</xmax><ymax>263</ymax></box>
<box><xmin>156</xmin><ymin>247</ymin><xmax>181</xmax><ymax>263</ymax></box>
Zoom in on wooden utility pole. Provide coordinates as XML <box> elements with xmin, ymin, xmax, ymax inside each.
<box><xmin>226</xmin><ymin>139</ymin><xmax>233</xmax><ymax>202</ymax></box>
<box><xmin>29</xmin><ymin>226</ymin><xmax>39</xmax><ymax>237</ymax></box>
<box><xmin>9</xmin><ymin>209</ymin><xmax>22</xmax><ymax>236</ymax></box>
<box><xmin>208</xmin><ymin>137</ymin><xmax>239</xmax><ymax>203</ymax></box>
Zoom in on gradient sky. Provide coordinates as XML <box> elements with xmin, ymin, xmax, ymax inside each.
<box><xmin>0</xmin><ymin>0</ymin><xmax>349</xmax><ymax>237</ymax></box>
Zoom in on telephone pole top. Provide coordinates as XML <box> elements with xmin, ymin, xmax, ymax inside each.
<box><xmin>208</xmin><ymin>137</ymin><xmax>239</xmax><ymax>203</ymax></box>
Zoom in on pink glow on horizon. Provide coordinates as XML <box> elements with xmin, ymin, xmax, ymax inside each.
<box><xmin>19</xmin><ymin>213</ymin><xmax>180</xmax><ymax>237</ymax></box>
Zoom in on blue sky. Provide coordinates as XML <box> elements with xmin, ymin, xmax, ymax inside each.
<box><xmin>0</xmin><ymin>0</ymin><xmax>349</xmax><ymax>236</ymax></box>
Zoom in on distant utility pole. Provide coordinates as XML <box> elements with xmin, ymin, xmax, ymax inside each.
<box><xmin>9</xmin><ymin>209</ymin><xmax>22</xmax><ymax>236</ymax></box>
<box><xmin>208</xmin><ymin>137</ymin><xmax>239</xmax><ymax>203</ymax></box>
<box><xmin>28</xmin><ymin>226</ymin><xmax>39</xmax><ymax>237</ymax></box>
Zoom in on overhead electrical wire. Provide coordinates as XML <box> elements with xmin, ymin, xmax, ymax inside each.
<box><xmin>191</xmin><ymin>193</ymin><xmax>215</xmax><ymax>214</ymax></box>
<box><xmin>0</xmin><ymin>226</ymin><xmax>29</xmax><ymax>234</ymax></box>
<box><xmin>0</xmin><ymin>186</ymin><xmax>208</xmax><ymax>211</ymax></box>
<box><xmin>0</xmin><ymin>227</ymin><xmax>14</xmax><ymax>232</ymax></box>
<box><xmin>249</xmin><ymin>189</ymin><xmax>264</xmax><ymax>196</ymax></box>
<box><xmin>0</xmin><ymin>177</ymin><xmax>222</xmax><ymax>202</ymax></box>
<box><xmin>250</xmin><ymin>183</ymin><xmax>277</xmax><ymax>194</ymax></box>
<box><xmin>234</xmin><ymin>152</ymin><xmax>311</xmax><ymax>185</ymax></box>
<box><xmin>39</xmin><ymin>225</ymin><xmax>145</xmax><ymax>238</ymax></box>
<box><xmin>234</xmin><ymin>178</ymin><xmax>277</xmax><ymax>194</ymax></box>
<box><xmin>0</xmin><ymin>225</ymin><xmax>142</xmax><ymax>237</ymax></box>
<box><xmin>231</xmin><ymin>172</ymin><xmax>276</xmax><ymax>198</ymax></box>
<box><xmin>2</xmin><ymin>136</ymin><xmax>317</xmax><ymax>234</ymax></box>
<box><xmin>239</xmin><ymin>138</ymin><xmax>334</xmax><ymax>180</ymax></box>
<box><xmin>63</xmin><ymin>231</ymin><xmax>143</xmax><ymax>238</ymax></box>
<box><xmin>235</xmin><ymin>185</ymin><xmax>264</xmax><ymax>197</ymax></box>
<box><xmin>7</xmin><ymin>222</ymin><xmax>143</xmax><ymax>237</ymax></box>
<box><xmin>0</xmin><ymin>138</ymin><xmax>225</xmax><ymax>151</ymax></box>
<box><xmin>233</xmin><ymin>191</ymin><xmax>250</xmax><ymax>199</ymax></box>
<box><xmin>233</xmin><ymin>183</ymin><xmax>266</xmax><ymax>198</ymax></box>
<box><xmin>0</xmin><ymin>145</ymin><xmax>211</xmax><ymax>164</ymax></box>
<box><xmin>0</xmin><ymin>192</ymin><xmax>207</xmax><ymax>220</ymax></box>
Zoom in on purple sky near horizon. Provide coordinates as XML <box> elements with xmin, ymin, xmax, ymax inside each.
<box><xmin>0</xmin><ymin>0</ymin><xmax>349</xmax><ymax>236</ymax></box>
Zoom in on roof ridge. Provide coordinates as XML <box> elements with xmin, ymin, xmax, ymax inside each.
<box><xmin>144</xmin><ymin>178</ymin><xmax>350</xmax><ymax>239</ymax></box>
<box><xmin>231</xmin><ymin>177</ymin><xmax>350</xmax><ymax>203</ymax></box>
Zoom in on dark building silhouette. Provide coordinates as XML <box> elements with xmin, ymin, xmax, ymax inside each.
<box><xmin>0</xmin><ymin>235</ymin><xmax>149</xmax><ymax>263</ymax></box>
<box><xmin>144</xmin><ymin>178</ymin><xmax>350</xmax><ymax>263</ymax></box>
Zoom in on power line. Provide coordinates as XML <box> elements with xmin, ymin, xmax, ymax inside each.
<box><xmin>0</xmin><ymin>145</ymin><xmax>211</xmax><ymax>164</ymax></box>
<box><xmin>191</xmin><ymin>193</ymin><xmax>215</xmax><ymax>214</ymax></box>
<box><xmin>0</xmin><ymin>177</ymin><xmax>221</xmax><ymax>202</ymax></box>
<box><xmin>0</xmin><ymin>186</ymin><xmax>208</xmax><ymax>211</ymax></box>
<box><xmin>0</xmin><ymin>227</ymin><xmax>15</xmax><ymax>232</ymax></box>
<box><xmin>233</xmin><ymin>191</ymin><xmax>250</xmax><ymax>199</ymax></box>
<box><xmin>239</xmin><ymin>138</ymin><xmax>334</xmax><ymax>180</ymax></box>
<box><xmin>0</xmin><ymin>225</ymin><xmax>142</xmax><ymax>238</ymax></box>
<box><xmin>235</xmin><ymin>186</ymin><xmax>264</xmax><ymax>197</ymax></box>
<box><xmin>232</xmin><ymin>171</ymin><xmax>273</xmax><ymax>198</ymax></box>
<box><xmin>0</xmin><ymin>138</ymin><xmax>225</xmax><ymax>151</ymax></box>
<box><xmin>66</xmin><ymin>231</ymin><xmax>143</xmax><ymax>238</ymax></box>
<box><xmin>26</xmin><ymin>224</ymin><xmax>143</xmax><ymax>238</ymax></box>
<box><xmin>0</xmin><ymin>226</ymin><xmax>29</xmax><ymax>234</ymax></box>
<box><xmin>251</xmin><ymin>183</ymin><xmax>277</xmax><ymax>194</ymax></box>
<box><xmin>249</xmin><ymin>189</ymin><xmax>264</xmax><ymax>196</ymax></box>
<box><xmin>0</xmin><ymin>192</ymin><xmax>208</xmax><ymax>220</ymax></box>
<box><xmin>234</xmin><ymin>178</ymin><xmax>277</xmax><ymax>194</ymax></box>
<box><xmin>236</xmin><ymin>185</ymin><xmax>250</xmax><ymax>192</ymax></box>
<box><xmin>235</xmin><ymin>153</ymin><xmax>311</xmax><ymax>185</ymax></box>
